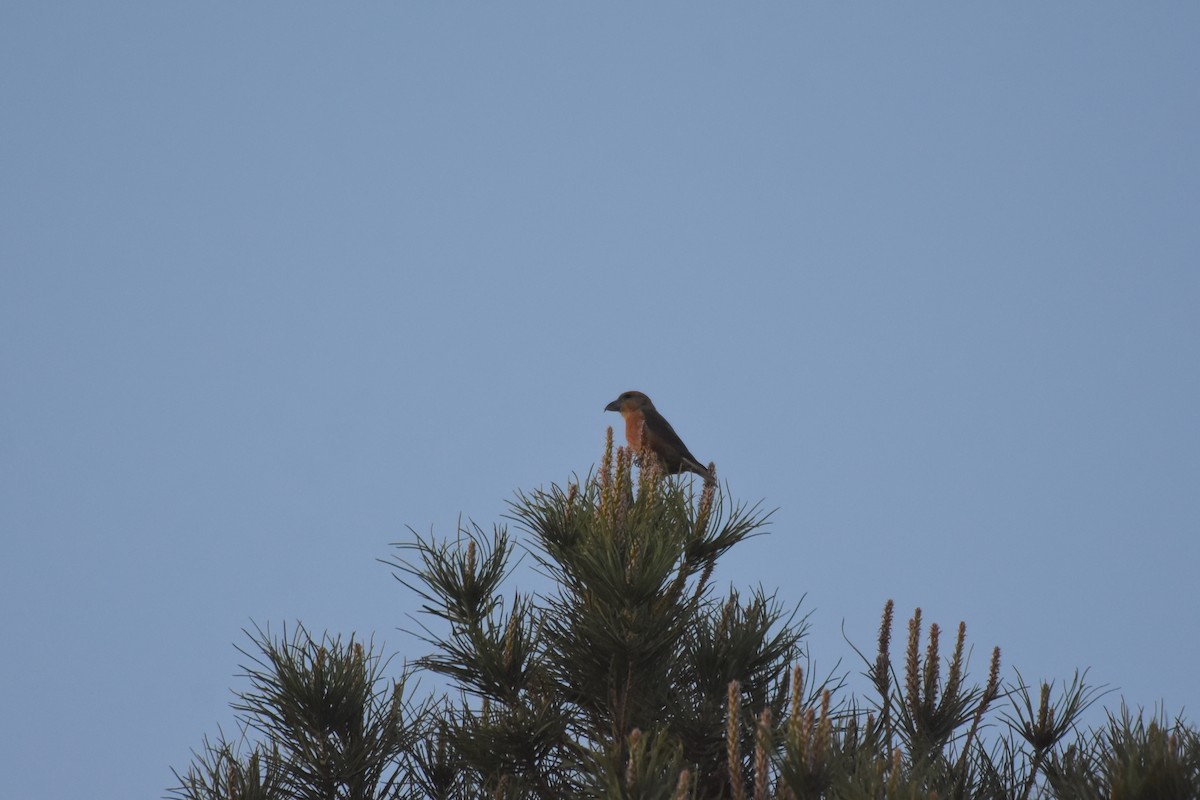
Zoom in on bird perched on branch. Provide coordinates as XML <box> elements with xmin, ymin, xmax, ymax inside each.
<box><xmin>604</xmin><ymin>390</ymin><xmax>715</xmax><ymax>484</ymax></box>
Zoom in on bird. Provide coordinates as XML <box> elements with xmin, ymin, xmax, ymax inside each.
<box><xmin>604</xmin><ymin>390</ymin><xmax>714</xmax><ymax>484</ymax></box>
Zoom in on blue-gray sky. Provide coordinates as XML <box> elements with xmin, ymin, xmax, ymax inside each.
<box><xmin>2</xmin><ymin>4</ymin><xmax>1197</xmax><ymax>798</ymax></box>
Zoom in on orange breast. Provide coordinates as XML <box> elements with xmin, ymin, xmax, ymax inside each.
<box><xmin>622</xmin><ymin>410</ymin><xmax>645</xmax><ymax>450</ymax></box>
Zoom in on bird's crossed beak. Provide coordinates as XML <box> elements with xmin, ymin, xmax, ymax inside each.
<box><xmin>604</xmin><ymin>398</ymin><xmax>622</xmax><ymax>413</ymax></box>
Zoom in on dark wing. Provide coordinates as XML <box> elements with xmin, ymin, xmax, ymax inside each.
<box><xmin>642</xmin><ymin>406</ymin><xmax>707</xmax><ymax>474</ymax></box>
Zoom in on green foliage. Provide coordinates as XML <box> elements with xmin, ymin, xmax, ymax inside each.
<box><xmin>1044</xmin><ymin>706</ymin><xmax>1200</xmax><ymax>800</ymax></box>
<box><xmin>171</xmin><ymin>737</ymin><xmax>286</xmax><ymax>800</ymax></box>
<box><xmin>169</xmin><ymin>624</ymin><xmax>423</xmax><ymax>800</ymax></box>
<box><xmin>383</xmin><ymin>437</ymin><xmax>809</xmax><ymax>797</ymax></box>
<box><xmin>171</xmin><ymin>435</ymin><xmax>1200</xmax><ymax>799</ymax></box>
<box><xmin>586</xmin><ymin>727</ymin><xmax>691</xmax><ymax>800</ymax></box>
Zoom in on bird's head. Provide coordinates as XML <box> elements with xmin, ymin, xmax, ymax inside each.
<box><xmin>604</xmin><ymin>390</ymin><xmax>654</xmax><ymax>414</ymax></box>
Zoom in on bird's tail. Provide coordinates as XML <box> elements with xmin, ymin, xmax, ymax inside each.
<box><xmin>689</xmin><ymin>459</ymin><xmax>716</xmax><ymax>486</ymax></box>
